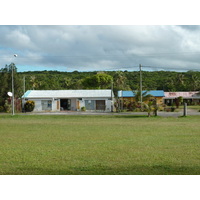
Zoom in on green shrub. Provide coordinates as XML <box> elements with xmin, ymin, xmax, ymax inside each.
<box><xmin>81</xmin><ymin>106</ymin><xmax>86</xmax><ymax>111</ymax></box>
<box><xmin>24</xmin><ymin>100</ymin><xmax>35</xmax><ymax>112</ymax></box>
<box><xmin>0</xmin><ymin>106</ymin><xmax>4</xmax><ymax>112</ymax></box>
<box><xmin>171</xmin><ymin>107</ymin><xmax>176</xmax><ymax>112</ymax></box>
<box><xmin>4</xmin><ymin>100</ymin><xmax>11</xmax><ymax>113</ymax></box>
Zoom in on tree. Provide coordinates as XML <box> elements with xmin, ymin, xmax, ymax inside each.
<box><xmin>113</xmin><ymin>71</ymin><xmax>131</xmax><ymax>94</ymax></box>
<box><xmin>143</xmin><ymin>101</ymin><xmax>153</xmax><ymax>117</ymax></box>
<box><xmin>176</xmin><ymin>73</ymin><xmax>186</xmax><ymax>90</ymax></box>
<box><xmin>0</xmin><ymin>63</ymin><xmax>23</xmax><ymax>111</ymax></box>
<box><xmin>133</xmin><ymin>90</ymin><xmax>153</xmax><ymax>104</ymax></box>
<box><xmin>143</xmin><ymin>98</ymin><xmax>161</xmax><ymax>117</ymax></box>
<box><xmin>174</xmin><ymin>96</ymin><xmax>183</xmax><ymax>108</ymax></box>
<box><xmin>82</xmin><ymin>73</ymin><xmax>113</xmax><ymax>89</ymax></box>
<box><xmin>152</xmin><ymin>98</ymin><xmax>161</xmax><ymax>116</ymax></box>
<box><xmin>190</xmin><ymin>74</ymin><xmax>200</xmax><ymax>91</ymax></box>
<box><xmin>132</xmin><ymin>90</ymin><xmax>153</xmax><ymax>112</ymax></box>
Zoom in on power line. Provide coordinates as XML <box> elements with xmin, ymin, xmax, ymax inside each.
<box><xmin>1</xmin><ymin>51</ymin><xmax>200</xmax><ymax>59</ymax></box>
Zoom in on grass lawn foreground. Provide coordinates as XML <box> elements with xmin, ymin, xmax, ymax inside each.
<box><xmin>0</xmin><ymin>115</ymin><xmax>200</xmax><ymax>175</ymax></box>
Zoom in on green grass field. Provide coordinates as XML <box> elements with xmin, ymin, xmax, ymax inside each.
<box><xmin>0</xmin><ymin>114</ymin><xmax>200</xmax><ymax>175</ymax></box>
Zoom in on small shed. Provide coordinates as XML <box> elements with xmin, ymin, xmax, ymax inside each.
<box><xmin>22</xmin><ymin>90</ymin><xmax>114</xmax><ymax>112</ymax></box>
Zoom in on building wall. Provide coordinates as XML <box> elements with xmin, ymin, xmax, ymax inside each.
<box><xmin>121</xmin><ymin>96</ymin><xmax>164</xmax><ymax>104</ymax></box>
<box><xmin>32</xmin><ymin>99</ymin><xmax>43</xmax><ymax>111</ymax></box>
<box><xmin>24</xmin><ymin>98</ymin><xmax>59</xmax><ymax>112</ymax></box>
<box><xmin>77</xmin><ymin>97</ymin><xmax>113</xmax><ymax>111</ymax></box>
<box><xmin>70</xmin><ymin>98</ymin><xmax>77</xmax><ymax>111</ymax></box>
<box><xmin>25</xmin><ymin>97</ymin><xmax>113</xmax><ymax>112</ymax></box>
<box><xmin>164</xmin><ymin>98</ymin><xmax>200</xmax><ymax>106</ymax></box>
<box><xmin>155</xmin><ymin>97</ymin><xmax>164</xmax><ymax>104</ymax></box>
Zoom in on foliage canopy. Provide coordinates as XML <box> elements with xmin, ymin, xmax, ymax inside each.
<box><xmin>1</xmin><ymin>63</ymin><xmax>200</xmax><ymax>111</ymax></box>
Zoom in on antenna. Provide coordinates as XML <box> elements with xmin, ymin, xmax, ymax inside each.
<box><xmin>7</xmin><ymin>92</ymin><xmax>13</xmax><ymax>97</ymax></box>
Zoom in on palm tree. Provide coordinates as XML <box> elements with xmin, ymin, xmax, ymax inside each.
<box><xmin>143</xmin><ymin>101</ymin><xmax>153</xmax><ymax>117</ymax></box>
<box><xmin>113</xmin><ymin>71</ymin><xmax>131</xmax><ymax>92</ymax></box>
<box><xmin>133</xmin><ymin>90</ymin><xmax>153</xmax><ymax>111</ymax></box>
<box><xmin>133</xmin><ymin>90</ymin><xmax>153</xmax><ymax>104</ymax></box>
<box><xmin>191</xmin><ymin>74</ymin><xmax>200</xmax><ymax>91</ymax></box>
<box><xmin>143</xmin><ymin>98</ymin><xmax>160</xmax><ymax>117</ymax></box>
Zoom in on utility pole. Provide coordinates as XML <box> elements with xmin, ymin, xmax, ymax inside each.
<box><xmin>12</xmin><ymin>63</ymin><xmax>15</xmax><ymax>116</ymax></box>
<box><xmin>24</xmin><ymin>76</ymin><xmax>26</xmax><ymax>94</ymax></box>
<box><xmin>12</xmin><ymin>54</ymin><xmax>17</xmax><ymax>115</ymax></box>
<box><xmin>139</xmin><ymin>64</ymin><xmax>142</xmax><ymax>104</ymax></box>
<box><xmin>111</xmin><ymin>79</ymin><xmax>113</xmax><ymax>112</ymax></box>
<box><xmin>22</xmin><ymin>76</ymin><xmax>26</xmax><ymax>112</ymax></box>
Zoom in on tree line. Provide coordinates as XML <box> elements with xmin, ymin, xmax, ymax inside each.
<box><xmin>1</xmin><ymin>63</ymin><xmax>200</xmax><ymax>111</ymax></box>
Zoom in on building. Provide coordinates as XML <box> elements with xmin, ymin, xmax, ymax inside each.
<box><xmin>22</xmin><ymin>90</ymin><xmax>114</xmax><ymax>112</ymax></box>
<box><xmin>118</xmin><ymin>90</ymin><xmax>165</xmax><ymax>104</ymax></box>
<box><xmin>164</xmin><ymin>91</ymin><xmax>200</xmax><ymax>105</ymax></box>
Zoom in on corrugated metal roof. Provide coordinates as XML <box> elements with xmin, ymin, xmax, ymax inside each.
<box><xmin>22</xmin><ymin>90</ymin><xmax>113</xmax><ymax>98</ymax></box>
<box><xmin>164</xmin><ymin>91</ymin><xmax>200</xmax><ymax>98</ymax></box>
<box><xmin>119</xmin><ymin>90</ymin><xmax>165</xmax><ymax>97</ymax></box>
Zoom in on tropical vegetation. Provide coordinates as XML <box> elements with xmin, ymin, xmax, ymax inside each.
<box><xmin>1</xmin><ymin>63</ymin><xmax>200</xmax><ymax>112</ymax></box>
<box><xmin>24</xmin><ymin>100</ymin><xmax>35</xmax><ymax>112</ymax></box>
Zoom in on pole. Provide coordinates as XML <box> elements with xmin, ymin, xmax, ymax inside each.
<box><xmin>12</xmin><ymin>54</ymin><xmax>17</xmax><ymax>115</ymax></box>
<box><xmin>111</xmin><ymin>80</ymin><xmax>113</xmax><ymax>112</ymax></box>
<box><xmin>24</xmin><ymin>76</ymin><xmax>26</xmax><ymax>94</ymax></box>
<box><xmin>12</xmin><ymin>63</ymin><xmax>15</xmax><ymax>115</ymax></box>
<box><xmin>118</xmin><ymin>90</ymin><xmax>122</xmax><ymax>112</ymax></box>
<box><xmin>183</xmin><ymin>102</ymin><xmax>187</xmax><ymax>116</ymax></box>
<box><xmin>139</xmin><ymin>64</ymin><xmax>142</xmax><ymax>103</ymax></box>
<box><xmin>23</xmin><ymin>76</ymin><xmax>26</xmax><ymax>112</ymax></box>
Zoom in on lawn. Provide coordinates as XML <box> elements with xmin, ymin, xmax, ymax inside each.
<box><xmin>0</xmin><ymin>114</ymin><xmax>200</xmax><ymax>175</ymax></box>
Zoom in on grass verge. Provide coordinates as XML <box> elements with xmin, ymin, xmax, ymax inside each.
<box><xmin>0</xmin><ymin>115</ymin><xmax>200</xmax><ymax>175</ymax></box>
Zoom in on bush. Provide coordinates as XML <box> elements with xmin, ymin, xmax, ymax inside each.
<box><xmin>0</xmin><ymin>106</ymin><xmax>4</xmax><ymax>112</ymax></box>
<box><xmin>4</xmin><ymin>100</ymin><xmax>11</xmax><ymax>113</ymax></box>
<box><xmin>24</xmin><ymin>100</ymin><xmax>35</xmax><ymax>112</ymax></box>
<box><xmin>171</xmin><ymin>107</ymin><xmax>176</xmax><ymax>112</ymax></box>
<box><xmin>81</xmin><ymin>106</ymin><xmax>86</xmax><ymax>111</ymax></box>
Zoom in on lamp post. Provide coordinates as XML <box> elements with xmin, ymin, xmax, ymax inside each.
<box><xmin>12</xmin><ymin>54</ymin><xmax>17</xmax><ymax>115</ymax></box>
<box><xmin>111</xmin><ymin>80</ymin><xmax>113</xmax><ymax>112</ymax></box>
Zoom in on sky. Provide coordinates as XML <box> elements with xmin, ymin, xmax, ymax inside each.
<box><xmin>1</xmin><ymin>25</ymin><xmax>200</xmax><ymax>72</ymax></box>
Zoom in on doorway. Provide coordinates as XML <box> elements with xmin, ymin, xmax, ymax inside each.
<box><xmin>60</xmin><ymin>99</ymin><xmax>71</xmax><ymax>110</ymax></box>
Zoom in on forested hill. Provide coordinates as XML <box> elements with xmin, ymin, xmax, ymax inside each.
<box><xmin>19</xmin><ymin>70</ymin><xmax>200</xmax><ymax>92</ymax></box>
<box><xmin>1</xmin><ymin>63</ymin><xmax>200</xmax><ymax>106</ymax></box>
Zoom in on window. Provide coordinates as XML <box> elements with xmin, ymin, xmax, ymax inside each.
<box><xmin>41</xmin><ymin>100</ymin><xmax>52</xmax><ymax>110</ymax></box>
<box><xmin>85</xmin><ymin>100</ymin><xmax>95</xmax><ymax>110</ymax></box>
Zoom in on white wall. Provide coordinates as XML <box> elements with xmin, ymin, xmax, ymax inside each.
<box><xmin>31</xmin><ymin>99</ymin><xmax>42</xmax><ymax>112</ymax></box>
<box><xmin>26</xmin><ymin>97</ymin><xmax>113</xmax><ymax>112</ymax></box>
<box><xmin>52</xmin><ymin>99</ymin><xmax>59</xmax><ymax>111</ymax></box>
<box><xmin>81</xmin><ymin>97</ymin><xmax>113</xmax><ymax>111</ymax></box>
<box><xmin>70</xmin><ymin>98</ymin><xmax>77</xmax><ymax>111</ymax></box>
<box><xmin>25</xmin><ymin>98</ymin><xmax>58</xmax><ymax>112</ymax></box>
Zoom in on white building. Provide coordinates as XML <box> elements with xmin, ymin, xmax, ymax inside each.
<box><xmin>22</xmin><ymin>90</ymin><xmax>114</xmax><ymax>112</ymax></box>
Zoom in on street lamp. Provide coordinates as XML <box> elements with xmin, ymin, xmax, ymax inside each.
<box><xmin>12</xmin><ymin>54</ymin><xmax>17</xmax><ymax>115</ymax></box>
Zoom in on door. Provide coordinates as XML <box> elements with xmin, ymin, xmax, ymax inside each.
<box><xmin>60</xmin><ymin>99</ymin><xmax>71</xmax><ymax>110</ymax></box>
<box><xmin>96</xmin><ymin>100</ymin><xmax>105</xmax><ymax>110</ymax></box>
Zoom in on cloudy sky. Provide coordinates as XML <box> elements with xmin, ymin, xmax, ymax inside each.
<box><xmin>1</xmin><ymin>25</ymin><xmax>200</xmax><ymax>72</ymax></box>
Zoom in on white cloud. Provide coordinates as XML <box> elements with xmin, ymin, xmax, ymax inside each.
<box><xmin>1</xmin><ymin>25</ymin><xmax>200</xmax><ymax>72</ymax></box>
